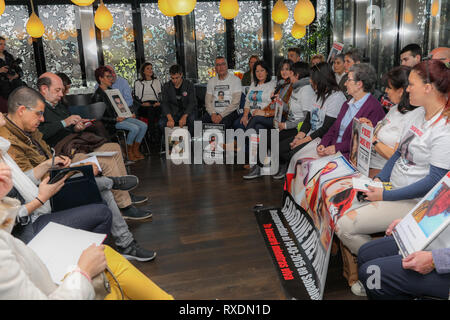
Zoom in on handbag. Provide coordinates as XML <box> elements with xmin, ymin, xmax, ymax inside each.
<box><xmin>93</xmin><ymin>266</ymin><xmax>124</xmax><ymax>300</ymax></box>
<box><xmin>49</xmin><ymin>165</ymin><xmax>103</xmax><ymax>212</ymax></box>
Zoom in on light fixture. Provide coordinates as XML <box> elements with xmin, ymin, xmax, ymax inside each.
<box><xmin>71</xmin><ymin>0</ymin><xmax>96</xmax><ymax>6</ymax></box>
<box><xmin>158</xmin><ymin>0</ymin><xmax>176</xmax><ymax>17</ymax></box>
<box><xmin>0</xmin><ymin>0</ymin><xmax>5</xmax><ymax>17</ymax></box>
<box><xmin>294</xmin><ymin>0</ymin><xmax>315</xmax><ymax>26</ymax></box>
<box><xmin>272</xmin><ymin>0</ymin><xmax>289</xmax><ymax>25</ymax></box>
<box><xmin>431</xmin><ymin>0</ymin><xmax>440</xmax><ymax>17</ymax></box>
<box><xmin>95</xmin><ymin>0</ymin><xmax>113</xmax><ymax>31</ymax></box>
<box><xmin>403</xmin><ymin>7</ymin><xmax>413</xmax><ymax>24</ymax></box>
<box><xmin>26</xmin><ymin>0</ymin><xmax>45</xmax><ymax>38</ymax></box>
<box><xmin>291</xmin><ymin>23</ymin><xmax>306</xmax><ymax>39</ymax></box>
<box><xmin>219</xmin><ymin>0</ymin><xmax>239</xmax><ymax>20</ymax></box>
<box><xmin>173</xmin><ymin>0</ymin><xmax>196</xmax><ymax>16</ymax></box>
<box><xmin>273</xmin><ymin>23</ymin><xmax>282</xmax><ymax>41</ymax></box>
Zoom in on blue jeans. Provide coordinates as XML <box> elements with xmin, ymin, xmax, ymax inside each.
<box><xmin>115</xmin><ymin>117</ymin><xmax>148</xmax><ymax>145</ymax></box>
<box><xmin>14</xmin><ymin>203</ymin><xmax>113</xmax><ymax>244</ymax></box>
<box><xmin>358</xmin><ymin>236</ymin><xmax>450</xmax><ymax>300</ymax></box>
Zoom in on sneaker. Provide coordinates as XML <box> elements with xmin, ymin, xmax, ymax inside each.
<box><xmin>117</xmin><ymin>241</ymin><xmax>157</xmax><ymax>262</ymax></box>
<box><xmin>130</xmin><ymin>193</ymin><xmax>148</xmax><ymax>204</ymax></box>
<box><xmin>108</xmin><ymin>175</ymin><xmax>139</xmax><ymax>191</ymax></box>
<box><xmin>243</xmin><ymin>165</ymin><xmax>262</xmax><ymax>180</ymax></box>
<box><xmin>350</xmin><ymin>280</ymin><xmax>367</xmax><ymax>297</ymax></box>
<box><xmin>272</xmin><ymin>164</ymin><xmax>287</xmax><ymax>180</ymax></box>
<box><xmin>121</xmin><ymin>205</ymin><xmax>152</xmax><ymax>220</ymax></box>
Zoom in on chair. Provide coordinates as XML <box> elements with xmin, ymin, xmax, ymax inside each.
<box><xmin>115</xmin><ymin>129</ymin><xmax>151</xmax><ymax>161</ymax></box>
<box><xmin>65</xmin><ymin>93</ymin><xmax>93</xmax><ymax>107</ymax></box>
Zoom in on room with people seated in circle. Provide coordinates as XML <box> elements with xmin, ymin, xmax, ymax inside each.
<box><xmin>0</xmin><ymin>0</ymin><xmax>449</xmax><ymax>302</ymax></box>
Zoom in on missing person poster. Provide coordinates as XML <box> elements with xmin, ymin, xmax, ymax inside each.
<box><xmin>327</xmin><ymin>42</ymin><xmax>344</xmax><ymax>63</ymax></box>
<box><xmin>349</xmin><ymin>119</ymin><xmax>373</xmax><ymax>177</ymax></box>
<box><xmin>202</xmin><ymin>123</ymin><xmax>225</xmax><ymax>163</ymax></box>
<box><xmin>393</xmin><ymin>172</ymin><xmax>450</xmax><ymax>258</ymax></box>
<box><xmin>165</xmin><ymin>126</ymin><xmax>190</xmax><ymax>163</ymax></box>
<box><xmin>105</xmin><ymin>89</ymin><xmax>133</xmax><ymax>118</ymax></box>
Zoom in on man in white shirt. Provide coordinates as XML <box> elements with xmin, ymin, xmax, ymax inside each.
<box><xmin>203</xmin><ymin>57</ymin><xmax>242</xmax><ymax>129</ymax></box>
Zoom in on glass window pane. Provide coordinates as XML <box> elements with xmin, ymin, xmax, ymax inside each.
<box><xmin>101</xmin><ymin>3</ymin><xmax>136</xmax><ymax>86</ymax></box>
<box><xmin>38</xmin><ymin>4</ymin><xmax>82</xmax><ymax>87</ymax></box>
<box><xmin>194</xmin><ymin>1</ymin><xmax>226</xmax><ymax>82</ymax></box>
<box><xmin>399</xmin><ymin>0</ymin><xmax>428</xmax><ymax>49</ymax></box>
<box><xmin>0</xmin><ymin>5</ymin><xmax>38</xmax><ymax>87</ymax></box>
<box><xmin>140</xmin><ymin>3</ymin><xmax>176</xmax><ymax>84</ymax></box>
<box><xmin>233</xmin><ymin>1</ymin><xmax>263</xmax><ymax>72</ymax></box>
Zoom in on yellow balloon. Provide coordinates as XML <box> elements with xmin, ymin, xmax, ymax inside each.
<box><xmin>431</xmin><ymin>0</ymin><xmax>439</xmax><ymax>17</ymax></box>
<box><xmin>294</xmin><ymin>0</ymin><xmax>315</xmax><ymax>26</ymax></box>
<box><xmin>158</xmin><ymin>0</ymin><xmax>176</xmax><ymax>17</ymax></box>
<box><xmin>291</xmin><ymin>23</ymin><xmax>306</xmax><ymax>39</ymax></box>
<box><xmin>95</xmin><ymin>3</ymin><xmax>113</xmax><ymax>31</ymax></box>
<box><xmin>272</xmin><ymin>0</ymin><xmax>289</xmax><ymax>25</ymax></box>
<box><xmin>174</xmin><ymin>0</ymin><xmax>196</xmax><ymax>16</ymax></box>
<box><xmin>0</xmin><ymin>0</ymin><xmax>5</xmax><ymax>16</ymax></box>
<box><xmin>26</xmin><ymin>12</ymin><xmax>45</xmax><ymax>38</ymax></box>
<box><xmin>220</xmin><ymin>0</ymin><xmax>239</xmax><ymax>20</ymax></box>
<box><xmin>71</xmin><ymin>0</ymin><xmax>95</xmax><ymax>6</ymax></box>
<box><xmin>273</xmin><ymin>23</ymin><xmax>282</xmax><ymax>41</ymax></box>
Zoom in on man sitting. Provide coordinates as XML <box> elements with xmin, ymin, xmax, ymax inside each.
<box><xmin>33</xmin><ymin>72</ymin><xmax>150</xmax><ymax>219</ymax></box>
<box><xmin>203</xmin><ymin>56</ymin><xmax>242</xmax><ymax>129</ymax></box>
<box><xmin>160</xmin><ymin>64</ymin><xmax>197</xmax><ymax>137</ymax></box>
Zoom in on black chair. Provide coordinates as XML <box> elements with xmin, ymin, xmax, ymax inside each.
<box><xmin>64</xmin><ymin>93</ymin><xmax>93</xmax><ymax>107</ymax></box>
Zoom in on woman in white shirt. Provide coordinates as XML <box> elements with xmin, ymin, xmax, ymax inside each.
<box><xmin>134</xmin><ymin>62</ymin><xmax>162</xmax><ymax>142</ymax></box>
<box><xmin>359</xmin><ymin>65</ymin><xmax>417</xmax><ymax>177</ymax></box>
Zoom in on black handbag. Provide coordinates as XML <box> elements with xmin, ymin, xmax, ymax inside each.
<box><xmin>49</xmin><ymin>165</ymin><xmax>103</xmax><ymax>212</ymax></box>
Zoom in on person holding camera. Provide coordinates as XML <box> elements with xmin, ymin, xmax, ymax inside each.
<box><xmin>0</xmin><ymin>36</ymin><xmax>24</xmax><ymax>100</ymax></box>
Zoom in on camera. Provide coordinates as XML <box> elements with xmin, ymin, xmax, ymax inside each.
<box><xmin>0</xmin><ymin>58</ymin><xmax>23</xmax><ymax>80</ymax></box>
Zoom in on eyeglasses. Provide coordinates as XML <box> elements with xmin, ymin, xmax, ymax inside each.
<box><xmin>105</xmin><ymin>75</ymin><xmax>114</xmax><ymax>79</ymax></box>
<box><xmin>215</xmin><ymin>62</ymin><xmax>227</xmax><ymax>67</ymax></box>
<box><xmin>345</xmin><ymin>78</ymin><xmax>357</xmax><ymax>83</ymax></box>
<box><xmin>25</xmin><ymin>107</ymin><xmax>44</xmax><ymax>117</ymax></box>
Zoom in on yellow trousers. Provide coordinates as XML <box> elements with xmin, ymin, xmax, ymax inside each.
<box><xmin>103</xmin><ymin>246</ymin><xmax>174</xmax><ymax>300</ymax></box>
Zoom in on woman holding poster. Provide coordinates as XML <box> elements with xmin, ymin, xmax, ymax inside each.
<box><xmin>337</xmin><ymin>59</ymin><xmax>450</xmax><ymax>296</ymax></box>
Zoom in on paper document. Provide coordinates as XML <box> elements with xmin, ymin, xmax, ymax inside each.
<box><xmin>27</xmin><ymin>222</ymin><xmax>106</xmax><ymax>284</ymax></box>
<box><xmin>70</xmin><ymin>155</ymin><xmax>102</xmax><ymax>172</ymax></box>
<box><xmin>352</xmin><ymin>177</ymin><xmax>383</xmax><ymax>192</ymax></box>
<box><xmin>86</xmin><ymin>151</ymin><xmax>117</xmax><ymax>157</ymax></box>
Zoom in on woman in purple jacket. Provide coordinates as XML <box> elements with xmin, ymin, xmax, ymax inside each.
<box><xmin>317</xmin><ymin>63</ymin><xmax>386</xmax><ymax>160</ymax></box>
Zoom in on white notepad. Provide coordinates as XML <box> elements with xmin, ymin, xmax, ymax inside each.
<box><xmin>27</xmin><ymin>222</ymin><xmax>106</xmax><ymax>284</ymax></box>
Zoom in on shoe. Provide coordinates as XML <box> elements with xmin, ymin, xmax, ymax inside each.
<box><xmin>117</xmin><ymin>240</ymin><xmax>157</xmax><ymax>262</ymax></box>
<box><xmin>130</xmin><ymin>193</ymin><xmax>148</xmax><ymax>204</ymax></box>
<box><xmin>132</xmin><ymin>142</ymin><xmax>145</xmax><ymax>160</ymax></box>
<box><xmin>108</xmin><ymin>175</ymin><xmax>139</xmax><ymax>191</ymax></box>
<box><xmin>121</xmin><ymin>205</ymin><xmax>152</xmax><ymax>220</ymax></box>
<box><xmin>272</xmin><ymin>164</ymin><xmax>287</xmax><ymax>180</ymax></box>
<box><xmin>350</xmin><ymin>280</ymin><xmax>367</xmax><ymax>297</ymax></box>
<box><xmin>127</xmin><ymin>145</ymin><xmax>138</xmax><ymax>161</ymax></box>
<box><xmin>243</xmin><ymin>165</ymin><xmax>262</xmax><ymax>180</ymax></box>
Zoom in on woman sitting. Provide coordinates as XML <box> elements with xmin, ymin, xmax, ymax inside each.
<box><xmin>0</xmin><ymin>166</ymin><xmax>173</xmax><ymax>300</ymax></box>
<box><xmin>359</xmin><ymin>65</ymin><xmax>416</xmax><ymax>178</ymax></box>
<box><xmin>336</xmin><ymin>59</ymin><xmax>450</xmax><ymax>295</ymax></box>
<box><xmin>281</xmin><ymin>62</ymin><xmax>347</xmax><ymax>170</ymax></box>
<box><xmin>317</xmin><ymin>63</ymin><xmax>386</xmax><ymax>160</ymax></box>
<box><xmin>134</xmin><ymin>62</ymin><xmax>162</xmax><ymax>144</ymax></box>
<box><xmin>92</xmin><ymin>66</ymin><xmax>148</xmax><ymax>161</ymax></box>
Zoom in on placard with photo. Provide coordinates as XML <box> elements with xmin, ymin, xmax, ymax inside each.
<box><xmin>165</xmin><ymin>126</ymin><xmax>191</xmax><ymax>162</ymax></box>
<box><xmin>105</xmin><ymin>89</ymin><xmax>133</xmax><ymax>118</ymax></box>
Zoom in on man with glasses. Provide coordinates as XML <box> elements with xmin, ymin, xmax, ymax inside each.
<box><xmin>34</xmin><ymin>72</ymin><xmax>152</xmax><ymax>221</ymax></box>
<box><xmin>203</xmin><ymin>56</ymin><xmax>242</xmax><ymax>129</ymax></box>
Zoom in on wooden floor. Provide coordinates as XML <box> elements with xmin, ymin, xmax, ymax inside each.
<box><xmin>125</xmin><ymin>153</ymin><xmax>365</xmax><ymax>300</ymax></box>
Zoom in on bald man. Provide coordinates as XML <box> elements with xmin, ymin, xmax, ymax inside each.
<box><xmin>430</xmin><ymin>47</ymin><xmax>450</xmax><ymax>64</ymax></box>
<box><xmin>36</xmin><ymin>72</ymin><xmax>151</xmax><ymax>220</ymax></box>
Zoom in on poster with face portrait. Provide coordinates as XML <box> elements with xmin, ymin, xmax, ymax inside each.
<box><xmin>105</xmin><ymin>89</ymin><xmax>133</xmax><ymax>118</ymax></box>
<box><xmin>393</xmin><ymin>172</ymin><xmax>450</xmax><ymax>258</ymax></box>
<box><xmin>327</xmin><ymin>42</ymin><xmax>344</xmax><ymax>63</ymax></box>
<box><xmin>202</xmin><ymin>123</ymin><xmax>225</xmax><ymax>163</ymax></box>
<box><xmin>165</xmin><ymin>126</ymin><xmax>191</xmax><ymax>163</ymax></box>
<box><xmin>349</xmin><ymin>118</ymin><xmax>373</xmax><ymax>177</ymax></box>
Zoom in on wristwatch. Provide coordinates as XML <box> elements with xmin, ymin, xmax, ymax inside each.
<box><xmin>373</xmin><ymin>140</ymin><xmax>379</xmax><ymax>146</ymax></box>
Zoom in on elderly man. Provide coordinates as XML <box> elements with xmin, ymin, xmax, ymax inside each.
<box><xmin>203</xmin><ymin>56</ymin><xmax>242</xmax><ymax>129</ymax></box>
<box><xmin>430</xmin><ymin>47</ymin><xmax>450</xmax><ymax>64</ymax></box>
<box><xmin>1</xmin><ymin>86</ymin><xmax>157</xmax><ymax>261</ymax></box>
<box><xmin>34</xmin><ymin>72</ymin><xmax>151</xmax><ymax>220</ymax></box>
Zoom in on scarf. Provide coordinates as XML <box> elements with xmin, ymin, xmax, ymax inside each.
<box><xmin>0</xmin><ymin>137</ymin><xmax>51</xmax><ymax>220</ymax></box>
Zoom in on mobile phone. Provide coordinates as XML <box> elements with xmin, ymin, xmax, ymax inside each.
<box><xmin>48</xmin><ymin>169</ymin><xmax>80</xmax><ymax>184</ymax></box>
<box><xmin>357</xmin><ymin>191</ymin><xmax>368</xmax><ymax>202</ymax></box>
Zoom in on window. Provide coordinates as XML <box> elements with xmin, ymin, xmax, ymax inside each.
<box><xmin>0</xmin><ymin>5</ymin><xmax>38</xmax><ymax>87</ymax></box>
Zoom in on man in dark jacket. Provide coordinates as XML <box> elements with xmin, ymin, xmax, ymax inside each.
<box><xmin>160</xmin><ymin>64</ymin><xmax>197</xmax><ymax>136</ymax></box>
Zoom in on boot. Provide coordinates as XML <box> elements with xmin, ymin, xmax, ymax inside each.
<box><xmin>127</xmin><ymin>145</ymin><xmax>138</xmax><ymax>161</ymax></box>
<box><xmin>133</xmin><ymin>142</ymin><xmax>145</xmax><ymax>160</ymax></box>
